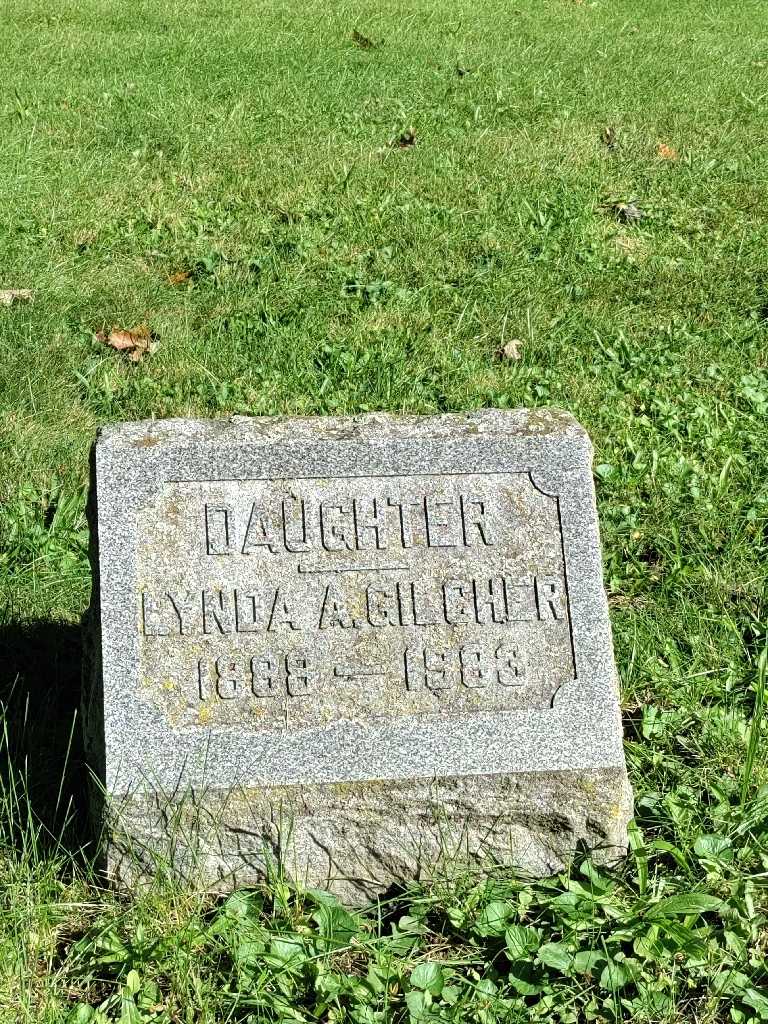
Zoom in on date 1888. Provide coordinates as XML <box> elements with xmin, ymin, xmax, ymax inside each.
<box><xmin>197</xmin><ymin>643</ymin><xmax>526</xmax><ymax>701</ymax></box>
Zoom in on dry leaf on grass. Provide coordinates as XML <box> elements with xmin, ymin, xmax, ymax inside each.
<box><xmin>352</xmin><ymin>29</ymin><xmax>376</xmax><ymax>49</ymax></box>
<box><xmin>602</xmin><ymin>199</ymin><xmax>645</xmax><ymax>224</ymax></box>
<box><xmin>75</xmin><ymin>230</ymin><xmax>97</xmax><ymax>253</ymax></box>
<box><xmin>657</xmin><ymin>142</ymin><xmax>678</xmax><ymax>160</ymax></box>
<box><xmin>168</xmin><ymin>269</ymin><xmax>192</xmax><ymax>286</ymax></box>
<box><xmin>0</xmin><ymin>288</ymin><xmax>33</xmax><ymax>307</ymax></box>
<box><xmin>497</xmin><ymin>338</ymin><xmax>522</xmax><ymax>361</ymax></box>
<box><xmin>95</xmin><ymin>324</ymin><xmax>157</xmax><ymax>362</ymax></box>
<box><xmin>393</xmin><ymin>128</ymin><xmax>417</xmax><ymax>148</ymax></box>
<box><xmin>375</xmin><ymin>127</ymin><xmax>417</xmax><ymax>158</ymax></box>
<box><xmin>600</xmin><ymin>126</ymin><xmax>617</xmax><ymax>151</ymax></box>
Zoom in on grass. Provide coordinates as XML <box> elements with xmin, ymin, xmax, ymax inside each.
<box><xmin>1</xmin><ymin>0</ymin><xmax>767</xmax><ymax>1019</ymax></box>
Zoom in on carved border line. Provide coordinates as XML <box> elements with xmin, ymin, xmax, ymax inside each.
<box><xmin>160</xmin><ymin>468</ymin><xmax>579</xmax><ymax>696</ymax></box>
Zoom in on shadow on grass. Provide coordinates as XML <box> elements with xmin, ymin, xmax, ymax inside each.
<box><xmin>0</xmin><ymin>618</ymin><xmax>93</xmax><ymax>861</ymax></box>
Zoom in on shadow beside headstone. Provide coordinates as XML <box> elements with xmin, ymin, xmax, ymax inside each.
<box><xmin>0</xmin><ymin>618</ymin><xmax>92</xmax><ymax>861</ymax></box>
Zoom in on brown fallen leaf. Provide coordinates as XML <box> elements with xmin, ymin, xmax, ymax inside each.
<box><xmin>168</xmin><ymin>269</ymin><xmax>192</xmax><ymax>286</ymax></box>
<box><xmin>497</xmin><ymin>338</ymin><xmax>522</xmax><ymax>361</ymax></box>
<box><xmin>0</xmin><ymin>288</ymin><xmax>33</xmax><ymax>307</ymax></box>
<box><xmin>75</xmin><ymin>230</ymin><xmax>97</xmax><ymax>253</ymax></box>
<box><xmin>352</xmin><ymin>29</ymin><xmax>376</xmax><ymax>49</ymax></box>
<box><xmin>95</xmin><ymin>324</ymin><xmax>157</xmax><ymax>362</ymax></box>
<box><xmin>657</xmin><ymin>142</ymin><xmax>678</xmax><ymax>161</ymax></box>
<box><xmin>393</xmin><ymin>127</ymin><xmax>417</xmax><ymax>148</ymax></box>
<box><xmin>602</xmin><ymin>199</ymin><xmax>645</xmax><ymax>224</ymax></box>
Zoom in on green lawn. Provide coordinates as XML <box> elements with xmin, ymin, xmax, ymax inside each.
<box><xmin>1</xmin><ymin>0</ymin><xmax>767</xmax><ymax>1020</ymax></box>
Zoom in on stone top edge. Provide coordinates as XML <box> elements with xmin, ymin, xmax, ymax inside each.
<box><xmin>95</xmin><ymin>408</ymin><xmax>590</xmax><ymax>449</ymax></box>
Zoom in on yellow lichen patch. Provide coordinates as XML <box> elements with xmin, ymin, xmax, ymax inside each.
<box><xmin>162</xmin><ymin>678</ymin><xmax>175</xmax><ymax>691</ymax></box>
<box><xmin>198</xmin><ymin>706</ymin><xmax>212</xmax><ymax>726</ymax></box>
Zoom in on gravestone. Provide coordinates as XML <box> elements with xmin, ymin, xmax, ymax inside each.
<box><xmin>84</xmin><ymin>409</ymin><xmax>632</xmax><ymax>901</ymax></box>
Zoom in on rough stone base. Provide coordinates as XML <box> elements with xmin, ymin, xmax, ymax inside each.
<box><xmin>104</xmin><ymin>769</ymin><xmax>632</xmax><ymax>904</ymax></box>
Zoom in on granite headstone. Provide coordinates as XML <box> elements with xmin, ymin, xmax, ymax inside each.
<box><xmin>84</xmin><ymin>409</ymin><xmax>632</xmax><ymax>901</ymax></box>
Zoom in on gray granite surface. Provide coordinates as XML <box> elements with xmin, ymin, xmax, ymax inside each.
<box><xmin>84</xmin><ymin>409</ymin><xmax>632</xmax><ymax>900</ymax></box>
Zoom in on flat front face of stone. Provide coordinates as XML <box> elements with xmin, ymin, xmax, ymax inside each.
<box><xmin>137</xmin><ymin>472</ymin><xmax>574</xmax><ymax>732</ymax></box>
<box><xmin>89</xmin><ymin>410</ymin><xmax>629</xmax><ymax>876</ymax></box>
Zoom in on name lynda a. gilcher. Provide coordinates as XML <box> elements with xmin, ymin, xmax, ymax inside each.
<box><xmin>139</xmin><ymin>574</ymin><xmax>566</xmax><ymax>637</ymax></box>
